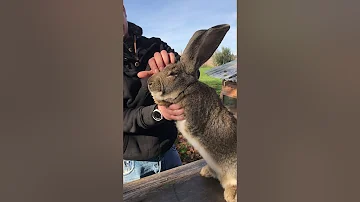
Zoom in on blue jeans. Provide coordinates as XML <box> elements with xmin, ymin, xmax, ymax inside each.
<box><xmin>123</xmin><ymin>145</ymin><xmax>182</xmax><ymax>184</ymax></box>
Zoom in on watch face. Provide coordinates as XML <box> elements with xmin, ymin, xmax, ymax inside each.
<box><xmin>152</xmin><ymin>109</ymin><xmax>163</xmax><ymax>121</ymax></box>
<box><xmin>154</xmin><ymin>111</ymin><xmax>161</xmax><ymax>119</ymax></box>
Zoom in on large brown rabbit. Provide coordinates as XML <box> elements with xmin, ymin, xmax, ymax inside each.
<box><xmin>147</xmin><ymin>24</ymin><xmax>237</xmax><ymax>202</ymax></box>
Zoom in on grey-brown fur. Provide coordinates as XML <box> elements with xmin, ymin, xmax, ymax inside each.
<box><xmin>147</xmin><ymin>24</ymin><xmax>237</xmax><ymax>202</ymax></box>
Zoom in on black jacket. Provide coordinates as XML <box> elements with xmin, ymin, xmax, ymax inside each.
<box><xmin>123</xmin><ymin>22</ymin><xmax>181</xmax><ymax>160</ymax></box>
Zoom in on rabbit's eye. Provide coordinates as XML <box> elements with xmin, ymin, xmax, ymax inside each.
<box><xmin>167</xmin><ymin>72</ymin><xmax>178</xmax><ymax>78</ymax></box>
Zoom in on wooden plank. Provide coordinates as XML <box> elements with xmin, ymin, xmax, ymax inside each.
<box><xmin>222</xmin><ymin>80</ymin><xmax>237</xmax><ymax>98</ymax></box>
<box><xmin>222</xmin><ymin>86</ymin><xmax>237</xmax><ymax>98</ymax></box>
<box><xmin>143</xmin><ymin>175</ymin><xmax>226</xmax><ymax>202</ymax></box>
<box><xmin>223</xmin><ymin>80</ymin><xmax>237</xmax><ymax>89</ymax></box>
<box><xmin>123</xmin><ymin>159</ymin><xmax>210</xmax><ymax>202</ymax></box>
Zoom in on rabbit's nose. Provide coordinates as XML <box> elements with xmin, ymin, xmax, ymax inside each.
<box><xmin>148</xmin><ymin>81</ymin><xmax>153</xmax><ymax>88</ymax></box>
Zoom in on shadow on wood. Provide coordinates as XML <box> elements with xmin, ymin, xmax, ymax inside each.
<box><xmin>123</xmin><ymin>159</ymin><xmax>226</xmax><ymax>202</ymax></box>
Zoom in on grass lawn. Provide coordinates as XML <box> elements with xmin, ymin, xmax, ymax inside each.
<box><xmin>199</xmin><ymin>65</ymin><xmax>222</xmax><ymax>95</ymax></box>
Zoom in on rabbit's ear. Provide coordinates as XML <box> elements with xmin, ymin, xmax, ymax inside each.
<box><xmin>180</xmin><ymin>24</ymin><xmax>230</xmax><ymax>74</ymax></box>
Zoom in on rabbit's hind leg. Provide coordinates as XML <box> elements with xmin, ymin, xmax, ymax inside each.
<box><xmin>219</xmin><ymin>174</ymin><xmax>237</xmax><ymax>202</ymax></box>
<box><xmin>224</xmin><ymin>185</ymin><xmax>237</xmax><ymax>202</ymax></box>
<box><xmin>200</xmin><ymin>164</ymin><xmax>217</xmax><ymax>179</ymax></box>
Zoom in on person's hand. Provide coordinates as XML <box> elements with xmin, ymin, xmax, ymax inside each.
<box><xmin>137</xmin><ymin>50</ymin><xmax>176</xmax><ymax>79</ymax></box>
<box><xmin>158</xmin><ymin>104</ymin><xmax>185</xmax><ymax>121</ymax></box>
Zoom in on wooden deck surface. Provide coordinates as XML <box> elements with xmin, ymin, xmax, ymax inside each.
<box><xmin>123</xmin><ymin>159</ymin><xmax>226</xmax><ymax>202</ymax></box>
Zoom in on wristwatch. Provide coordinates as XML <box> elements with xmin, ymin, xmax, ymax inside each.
<box><xmin>151</xmin><ymin>105</ymin><xmax>163</xmax><ymax>121</ymax></box>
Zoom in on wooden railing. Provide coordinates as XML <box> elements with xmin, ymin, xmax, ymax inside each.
<box><xmin>123</xmin><ymin>159</ymin><xmax>226</xmax><ymax>202</ymax></box>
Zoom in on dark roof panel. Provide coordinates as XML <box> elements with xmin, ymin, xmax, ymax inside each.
<box><xmin>205</xmin><ymin>60</ymin><xmax>237</xmax><ymax>82</ymax></box>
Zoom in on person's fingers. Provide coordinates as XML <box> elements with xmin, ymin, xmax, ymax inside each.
<box><xmin>137</xmin><ymin>70</ymin><xmax>153</xmax><ymax>78</ymax></box>
<box><xmin>168</xmin><ymin>108</ymin><xmax>184</xmax><ymax>116</ymax></box>
<box><xmin>168</xmin><ymin>104</ymin><xmax>182</xmax><ymax>110</ymax></box>
<box><xmin>154</xmin><ymin>52</ymin><xmax>165</xmax><ymax>71</ymax></box>
<box><xmin>158</xmin><ymin>105</ymin><xmax>185</xmax><ymax>121</ymax></box>
<box><xmin>160</xmin><ymin>50</ymin><xmax>170</xmax><ymax>65</ymax></box>
<box><xmin>159</xmin><ymin>107</ymin><xmax>172</xmax><ymax>120</ymax></box>
<box><xmin>169</xmin><ymin>114</ymin><xmax>185</xmax><ymax>121</ymax></box>
<box><xmin>169</xmin><ymin>52</ymin><xmax>176</xmax><ymax>64</ymax></box>
<box><xmin>148</xmin><ymin>57</ymin><xmax>159</xmax><ymax>73</ymax></box>
<box><xmin>163</xmin><ymin>113</ymin><xmax>184</xmax><ymax>121</ymax></box>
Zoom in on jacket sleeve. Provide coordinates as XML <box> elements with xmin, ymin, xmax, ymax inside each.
<box><xmin>123</xmin><ymin>104</ymin><xmax>166</xmax><ymax>134</ymax></box>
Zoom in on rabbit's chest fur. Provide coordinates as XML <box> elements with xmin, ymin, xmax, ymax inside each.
<box><xmin>176</xmin><ymin>120</ymin><xmax>222</xmax><ymax>175</ymax></box>
<box><xmin>174</xmin><ymin>82</ymin><xmax>236</xmax><ymax>176</ymax></box>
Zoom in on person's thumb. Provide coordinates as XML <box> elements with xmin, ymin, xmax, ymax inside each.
<box><xmin>137</xmin><ymin>70</ymin><xmax>153</xmax><ymax>78</ymax></box>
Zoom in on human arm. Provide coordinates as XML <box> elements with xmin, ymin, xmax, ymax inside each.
<box><xmin>123</xmin><ymin>103</ymin><xmax>184</xmax><ymax>134</ymax></box>
<box><xmin>123</xmin><ymin>103</ymin><xmax>162</xmax><ymax>134</ymax></box>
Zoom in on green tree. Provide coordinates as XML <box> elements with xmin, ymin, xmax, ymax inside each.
<box><xmin>213</xmin><ymin>47</ymin><xmax>235</xmax><ymax>66</ymax></box>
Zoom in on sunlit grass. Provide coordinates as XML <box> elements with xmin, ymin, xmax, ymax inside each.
<box><xmin>199</xmin><ymin>65</ymin><xmax>222</xmax><ymax>95</ymax></box>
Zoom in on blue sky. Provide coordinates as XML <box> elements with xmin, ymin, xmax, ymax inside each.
<box><xmin>124</xmin><ymin>0</ymin><xmax>237</xmax><ymax>55</ymax></box>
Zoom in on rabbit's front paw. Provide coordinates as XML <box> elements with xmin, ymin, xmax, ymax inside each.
<box><xmin>200</xmin><ymin>165</ymin><xmax>216</xmax><ymax>179</ymax></box>
<box><xmin>224</xmin><ymin>185</ymin><xmax>237</xmax><ymax>202</ymax></box>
